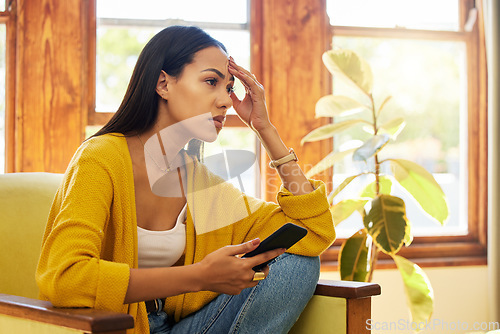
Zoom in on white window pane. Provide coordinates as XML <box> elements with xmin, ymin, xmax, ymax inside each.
<box><xmin>206</xmin><ymin>29</ymin><xmax>250</xmax><ymax>68</ymax></box>
<box><xmin>330</xmin><ymin>37</ymin><xmax>468</xmax><ymax>237</ymax></box>
<box><xmin>97</xmin><ymin>0</ymin><xmax>248</xmax><ymax>24</ymax></box>
<box><xmin>0</xmin><ymin>24</ymin><xmax>5</xmax><ymax>173</ymax></box>
<box><xmin>327</xmin><ymin>0</ymin><xmax>460</xmax><ymax>31</ymax></box>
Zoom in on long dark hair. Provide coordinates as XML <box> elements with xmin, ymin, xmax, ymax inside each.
<box><xmin>91</xmin><ymin>26</ymin><xmax>227</xmax><ymax>159</ymax></box>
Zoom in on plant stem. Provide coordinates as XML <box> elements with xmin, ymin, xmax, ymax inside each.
<box><xmin>370</xmin><ymin>94</ymin><xmax>378</xmax><ymax>136</ymax></box>
<box><xmin>367</xmin><ymin>95</ymin><xmax>380</xmax><ymax>282</ymax></box>
<box><xmin>370</xmin><ymin>94</ymin><xmax>381</xmax><ymax>195</ymax></box>
<box><xmin>367</xmin><ymin>241</ymin><xmax>379</xmax><ymax>282</ymax></box>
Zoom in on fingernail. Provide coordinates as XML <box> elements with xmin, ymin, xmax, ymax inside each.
<box><xmin>251</xmin><ymin>238</ymin><xmax>260</xmax><ymax>245</ymax></box>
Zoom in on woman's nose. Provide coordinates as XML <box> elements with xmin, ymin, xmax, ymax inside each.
<box><xmin>218</xmin><ymin>90</ymin><xmax>233</xmax><ymax>110</ymax></box>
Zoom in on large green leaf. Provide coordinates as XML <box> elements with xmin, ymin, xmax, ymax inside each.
<box><xmin>404</xmin><ymin>223</ymin><xmax>413</xmax><ymax>247</ymax></box>
<box><xmin>360</xmin><ymin>176</ymin><xmax>393</xmax><ymax>198</ymax></box>
<box><xmin>386</xmin><ymin>159</ymin><xmax>449</xmax><ymax>225</ymax></box>
<box><xmin>339</xmin><ymin>229</ymin><xmax>372</xmax><ymax>281</ymax></box>
<box><xmin>330</xmin><ymin>199</ymin><xmax>369</xmax><ymax>225</ymax></box>
<box><xmin>328</xmin><ymin>173</ymin><xmax>368</xmax><ymax>202</ymax></box>
<box><xmin>363</xmin><ymin>194</ymin><xmax>410</xmax><ymax>254</ymax></box>
<box><xmin>362</xmin><ymin>119</ymin><xmax>405</xmax><ymax>139</ymax></box>
<box><xmin>305</xmin><ymin>148</ymin><xmax>356</xmax><ymax>178</ymax></box>
<box><xmin>353</xmin><ymin>134</ymin><xmax>391</xmax><ymax>161</ymax></box>
<box><xmin>392</xmin><ymin>255</ymin><xmax>434</xmax><ymax>326</ymax></box>
<box><xmin>379</xmin><ymin>117</ymin><xmax>406</xmax><ymax>140</ymax></box>
<box><xmin>361</xmin><ymin>124</ymin><xmax>377</xmax><ymax>135</ymax></box>
<box><xmin>315</xmin><ymin>95</ymin><xmax>369</xmax><ymax>118</ymax></box>
<box><xmin>301</xmin><ymin>120</ymin><xmax>369</xmax><ymax>145</ymax></box>
<box><xmin>322</xmin><ymin>49</ymin><xmax>373</xmax><ymax>96</ymax></box>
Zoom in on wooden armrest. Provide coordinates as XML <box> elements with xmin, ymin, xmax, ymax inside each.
<box><xmin>314</xmin><ymin>279</ymin><xmax>381</xmax><ymax>299</ymax></box>
<box><xmin>0</xmin><ymin>294</ymin><xmax>134</xmax><ymax>333</ymax></box>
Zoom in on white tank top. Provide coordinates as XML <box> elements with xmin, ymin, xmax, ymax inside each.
<box><xmin>137</xmin><ymin>204</ymin><xmax>187</xmax><ymax>268</ymax></box>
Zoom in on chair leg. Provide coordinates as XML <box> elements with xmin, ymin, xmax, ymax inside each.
<box><xmin>346</xmin><ymin>297</ymin><xmax>371</xmax><ymax>334</ymax></box>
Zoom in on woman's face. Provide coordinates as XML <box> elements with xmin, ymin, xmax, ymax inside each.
<box><xmin>160</xmin><ymin>46</ymin><xmax>234</xmax><ymax>142</ymax></box>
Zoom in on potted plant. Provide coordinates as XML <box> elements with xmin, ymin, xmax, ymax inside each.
<box><xmin>301</xmin><ymin>49</ymin><xmax>449</xmax><ymax>327</ymax></box>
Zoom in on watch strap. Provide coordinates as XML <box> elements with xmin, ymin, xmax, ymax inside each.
<box><xmin>269</xmin><ymin>148</ymin><xmax>298</xmax><ymax>168</ymax></box>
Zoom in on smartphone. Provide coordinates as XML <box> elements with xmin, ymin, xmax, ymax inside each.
<box><xmin>242</xmin><ymin>223</ymin><xmax>308</xmax><ymax>271</ymax></box>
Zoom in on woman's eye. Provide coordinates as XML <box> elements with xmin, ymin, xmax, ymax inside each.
<box><xmin>206</xmin><ymin>79</ymin><xmax>217</xmax><ymax>86</ymax></box>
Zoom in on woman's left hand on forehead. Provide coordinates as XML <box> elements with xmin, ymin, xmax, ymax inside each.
<box><xmin>228</xmin><ymin>57</ymin><xmax>272</xmax><ymax>133</ymax></box>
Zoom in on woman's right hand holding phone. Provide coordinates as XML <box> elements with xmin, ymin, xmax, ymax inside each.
<box><xmin>197</xmin><ymin>238</ymin><xmax>285</xmax><ymax>295</ymax></box>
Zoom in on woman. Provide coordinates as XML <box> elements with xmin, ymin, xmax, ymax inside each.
<box><xmin>36</xmin><ymin>26</ymin><xmax>335</xmax><ymax>334</ymax></box>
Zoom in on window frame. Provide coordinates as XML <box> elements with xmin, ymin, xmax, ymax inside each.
<box><xmin>319</xmin><ymin>0</ymin><xmax>488</xmax><ymax>269</ymax></box>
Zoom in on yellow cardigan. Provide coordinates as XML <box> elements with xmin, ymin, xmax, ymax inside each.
<box><xmin>36</xmin><ymin>134</ymin><xmax>335</xmax><ymax>334</ymax></box>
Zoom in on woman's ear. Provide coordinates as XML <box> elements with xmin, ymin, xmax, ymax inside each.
<box><xmin>156</xmin><ymin>70</ymin><xmax>169</xmax><ymax>100</ymax></box>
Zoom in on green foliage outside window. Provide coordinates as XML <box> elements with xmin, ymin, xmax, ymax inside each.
<box><xmin>97</xmin><ymin>27</ymin><xmax>158</xmax><ymax>112</ymax></box>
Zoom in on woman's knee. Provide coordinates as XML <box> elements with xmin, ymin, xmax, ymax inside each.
<box><xmin>269</xmin><ymin>253</ymin><xmax>320</xmax><ymax>287</ymax></box>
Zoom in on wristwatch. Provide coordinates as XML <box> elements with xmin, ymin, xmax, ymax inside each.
<box><xmin>269</xmin><ymin>148</ymin><xmax>298</xmax><ymax>168</ymax></box>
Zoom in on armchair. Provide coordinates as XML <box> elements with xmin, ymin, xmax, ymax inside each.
<box><xmin>0</xmin><ymin>172</ymin><xmax>380</xmax><ymax>333</ymax></box>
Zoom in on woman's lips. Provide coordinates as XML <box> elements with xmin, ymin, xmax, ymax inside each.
<box><xmin>213</xmin><ymin>120</ymin><xmax>223</xmax><ymax>129</ymax></box>
<box><xmin>212</xmin><ymin>116</ymin><xmax>225</xmax><ymax>129</ymax></box>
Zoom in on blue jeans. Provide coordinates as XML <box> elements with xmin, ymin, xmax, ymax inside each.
<box><xmin>148</xmin><ymin>253</ymin><xmax>320</xmax><ymax>334</ymax></box>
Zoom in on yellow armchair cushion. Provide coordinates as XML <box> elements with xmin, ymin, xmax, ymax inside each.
<box><xmin>290</xmin><ymin>295</ymin><xmax>347</xmax><ymax>334</ymax></box>
<box><xmin>0</xmin><ymin>173</ymin><xmax>63</xmax><ymax>299</ymax></box>
<box><xmin>0</xmin><ymin>314</ymin><xmax>82</xmax><ymax>334</ymax></box>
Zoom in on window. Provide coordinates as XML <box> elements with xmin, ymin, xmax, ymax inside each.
<box><xmin>91</xmin><ymin>0</ymin><xmax>259</xmax><ymax>197</ymax></box>
<box><xmin>328</xmin><ymin>0</ymin><xmax>461</xmax><ymax>31</ymax></box>
<box><xmin>322</xmin><ymin>0</ymin><xmax>487</xmax><ymax>266</ymax></box>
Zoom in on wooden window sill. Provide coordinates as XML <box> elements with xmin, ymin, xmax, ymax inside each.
<box><xmin>320</xmin><ymin>240</ymin><xmax>487</xmax><ymax>271</ymax></box>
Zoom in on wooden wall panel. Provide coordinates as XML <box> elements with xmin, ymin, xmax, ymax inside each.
<box><xmin>13</xmin><ymin>0</ymin><xmax>88</xmax><ymax>172</ymax></box>
<box><xmin>252</xmin><ymin>0</ymin><xmax>332</xmax><ymax>201</ymax></box>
